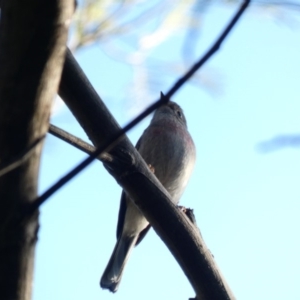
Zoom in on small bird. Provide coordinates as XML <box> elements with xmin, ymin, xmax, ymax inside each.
<box><xmin>100</xmin><ymin>98</ymin><xmax>196</xmax><ymax>292</ymax></box>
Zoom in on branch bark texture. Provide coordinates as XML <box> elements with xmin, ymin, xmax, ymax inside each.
<box><xmin>0</xmin><ymin>1</ymin><xmax>73</xmax><ymax>299</ymax></box>
<box><xmin>58</xmin><ymin>50</ymin><xmax>235</xmax><ymax>300</ymax></box>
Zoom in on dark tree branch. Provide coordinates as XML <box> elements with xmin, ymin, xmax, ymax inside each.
<box><xmin>49</xmin><ymin>124</ymin><xmax>95</xmax><ymax>156</ymax></box>
<box><xmin>166</xmin><ymin>0</ymin><xmax>250</xmax><ymax>99</ymax></box>
<box><xmin>28</xmin><ymin>92</ymin><xmax>167</xmax><ymax>213</ymax></box>
<box><xmin>48</xmin><ymin>124</ymin><xmax>113</xmax><ymax>162</ymax></box>
<box><xmin>48</xmin><ymin>125</ymin><xmax>205</xmax><ymax>243</ymax></box>
<box><xmin>0</xmin><ymin>0</ymin><xmax>73</xmax><ymax>299</ymax></box>
<box><xmin>48</xmin><ymin>125</ymin><xmax>202</xmax><ymax>238</ymax></box>
<box><xmin>48</xmin><ymin>123</ymin><xmax>205</xmax><ymax>243</ymax></box>
<box><xmin>54</xmin><ymin>50</ymin><xmax>235</xmax><ymax>299</ymax></box>
<box><xmin>26</xmin><ymin>1</ymin><xmax>250</xmax><ymax>298</ymax></box>
<box><xmin>33</xmin><ymin>0</ymin><xmax>250</xmax><ymax>210</ymax></box>
<box><xmin>48</xmin><ymin>125</ymin><xmax>204</xmax><ymax>240</ymax></box>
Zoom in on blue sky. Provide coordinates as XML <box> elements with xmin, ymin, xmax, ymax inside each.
<box><xmin>33</xmin><ymin>2</ymin><xmax>300</xmax><ymax>300</ymax></box>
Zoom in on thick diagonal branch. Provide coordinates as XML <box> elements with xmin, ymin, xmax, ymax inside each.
<box><xmin>37</xmin><ymin>1</ymin><xmax>249</xmax><ymax>298</ymax></box>
<box><xmin>57</xmin><ymin>50</ymin><xmax>234</xmax><ymax>300</ymax></box>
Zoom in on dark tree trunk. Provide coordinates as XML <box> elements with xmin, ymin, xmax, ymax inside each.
<box><xmin>0</xmin><ymin>1</ymin><xmax>73</xmax><ymax>299</ymax></box>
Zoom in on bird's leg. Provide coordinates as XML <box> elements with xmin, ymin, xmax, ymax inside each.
<box><xmin>148</xmin><ymin>164</ymin><xmax>155</xmax><ymax>174</ymax></box>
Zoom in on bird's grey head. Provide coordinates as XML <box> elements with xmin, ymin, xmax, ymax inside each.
<box><xmin>151</xmin><ymin>101</ymin><xmax>187</xmax><ymax>128</ymax></box>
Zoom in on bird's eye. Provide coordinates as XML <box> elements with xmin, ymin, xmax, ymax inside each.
<box><xmin>176</xmin><ymin>110</ymin><xmax>182</xmax><ymax>118</ymax></box>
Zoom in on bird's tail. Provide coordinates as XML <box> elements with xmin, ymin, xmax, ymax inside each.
<box><xmin>100</xmin><ymin>234</ymin><xmax>137</xmax><ymax>292</ymax></box>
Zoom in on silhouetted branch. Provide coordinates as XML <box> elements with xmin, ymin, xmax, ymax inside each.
<box><xmin>28</xmin><ymin>1</ymin><xmax>250</xmax><ymax>298</ymax></box>
<box><xmin>36</xmin><ymin>0</ymin><xmax>250</xmax><ymax>209</ymax></box>
<box><xmin>42</xmin><ymin>50</ymin><xmax>236</xmax><ymax>300</ymax></box>
<box><xmin>166</xmin><ymin>0</ymin><xmax>250</xmax><ymax>99</ymax></box>
<box><xmin>48</xmin><ymin>124</ymin><xmax>115</xmax><ymax>162</ymax></box>
<box><xmin>49</xmin><ymin>124</ymin><xmax>95</xmax><ymax>155</ymax></box>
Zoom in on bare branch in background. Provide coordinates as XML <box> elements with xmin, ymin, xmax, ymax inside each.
<box><xmin>166</xmin><ymin>0</ymin><xmax>250</xmax><ymax>99</ymax></box>
<box><xmin>255</xmin><ymin>0</ymin><xmax>300</xmax><ymax>10</ymax></box>
<box><xmin>71</xmin><ymin>0</ymin><xmax>214</xmax><ymax>106</ymax></box>
<box><xmin>68</xmin><ymin>0</ymin><xmax>300</xmax><ymax>112</ymax></box>
<box><xmin>73</xmin><ymin>0</ymin><xmax>300</xmax><ymax>50</ymax></box>
<box><xmin>72</xmin><ymin>0</ymin><xmax>167</xmax><ymax>49</ymax></box>
<box><xmin>181</xmin><ymin>0</ymin><xmax>211</xmax><ymax>65</ymax></box>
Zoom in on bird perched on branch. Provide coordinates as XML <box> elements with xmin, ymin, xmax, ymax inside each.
<box><xmin>100</xmin><ymin>96</ymin><xmax>196</xmax><ymax>292</ymax></box>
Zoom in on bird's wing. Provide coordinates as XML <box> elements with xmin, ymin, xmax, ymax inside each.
<box><xmin>135</xmin><ymin>224</ymin><xmax>151</xmax><ymax>246</ymax></box>
<box><xmin>116</xmin><ymin>191</ymin><xmax>127</xmax><ymax>239</ymax></box>
<box><xmin>135</xmin><ymin>131</ymin><xmax>144</xmax><ymax>151</ymax></box>
<box><xmin>116</xmin><ymin>191</ymin><xmax>152</xmax><ymax>245</ymax></box>
<box><xmin>116</xmin><ymin>130</ymin><xmax>152</xmax><ymax>244</ymax></box>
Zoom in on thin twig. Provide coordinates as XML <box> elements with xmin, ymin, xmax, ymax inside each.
<box><xmin>49</xmin><ymin>124</ymin><xmax>113</xmax><ymax>161</ymax></box>
<box><xmin>166</xmin><ymin>0</ymin><xmax>250</xmax><ymax>99</ymax></box>
<box><xmin>49</xmin><ymin>124</ymin><xmax>95</xmax><ymax>155</ymax></box>
<box><xmin>27</xmin><ymin>95</ymin><xmax>167</xmax><ymax>214</ymax></box>
<box><xmin>29</xmin><ymin>0</ymin><xmax>250</xmax><ymax>213</ymax></box>
<box><xmin>48</xmin><ymin>126</ymin><xmax>201</xmax><ymax>235</ymax></box>
<box><xmin>0</xmin><ymin>136</ymin><xmax>45</xmax><ymax>177</ymax></box>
